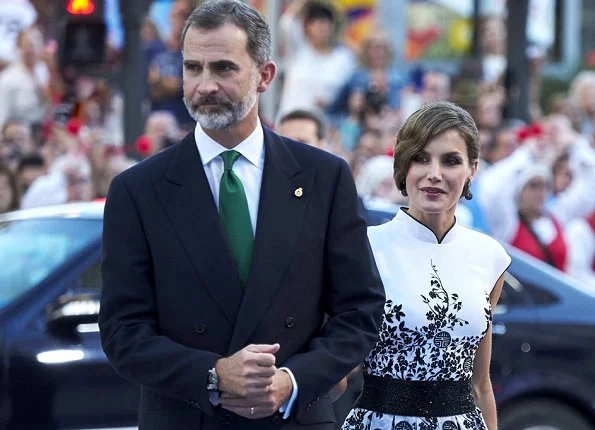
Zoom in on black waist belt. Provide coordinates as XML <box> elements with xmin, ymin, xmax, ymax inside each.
<box><xmin>355</xmin><ymin>374</ymin><xmax>476</xmax><ymax>417</ymax></box>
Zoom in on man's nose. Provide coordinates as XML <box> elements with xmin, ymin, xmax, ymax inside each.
<box><xmin>196</xmin><ymin>71</ymin><xmax>218</xmax><ymax>94</ymax></box>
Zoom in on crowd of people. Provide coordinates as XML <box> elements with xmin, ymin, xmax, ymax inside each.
<box><xmin>0</xmin><ymin>0</ymin><xmax>594</xmax><ymax>285</ymax></box>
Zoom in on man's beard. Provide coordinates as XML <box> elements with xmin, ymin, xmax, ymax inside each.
<box><xmin>184</xmin><ymin>76</ymin><xmax>259</xmax><ymax>130</ymax></box>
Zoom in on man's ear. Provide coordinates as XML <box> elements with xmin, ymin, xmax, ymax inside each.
<box><xmin>257</xmin><ymin>61</ymin><xmax>277</xmax><ymax>93</ymax></box>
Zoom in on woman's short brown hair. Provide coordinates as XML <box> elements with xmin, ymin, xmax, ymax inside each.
<box><xmin>393</xmin><ymin>101</ymin><xmax>479</xmax><ymax>193</ymax></box>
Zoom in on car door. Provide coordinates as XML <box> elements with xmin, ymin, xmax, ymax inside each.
<box><xmin>44</xmin><ymin>258</ymin><xmax>140</xmax><ymax>429</ymax></box>
<box><xmin>491</xmin><ymin>272</ymin><xmax>540</xmax><ymax>401</ymax></box>
<box><xmin>7</xmin><ymin>254</ymin><xmax>139</xmax><ymax>430</ymax></box>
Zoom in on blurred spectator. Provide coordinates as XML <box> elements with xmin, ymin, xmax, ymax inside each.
<box><xmin>355</xmin><ymin>130</ymin><xmax>383</xmax><ymax>158</ymax></box>
<box><xmin>356</xmin><ymin>155</ymin><xmax>402</xmax><ymax>207</ymax></box>
<box><xmin>480</xmin><ymin>16</ymin><xmax>507</xmax><ymax>84</ymax></box>
<box><xmin>565</xmin><ymin>212</ymin><xmax>595</xmax><ymax>285</ymax></box>
<box><xmin>278</xmin><ymin>1</ymin><xmax>355</xmax><ymax>118</ymax></box>
<box><xmin>0</xmin><ymin>163</ymin><xmax>19</xmax><ymax>213</ymax></box>
<box><xmin>484</xmin><ymin>125</ymin><xmax>519</xmax><ymax>165</ymax></box>
<box><xmin>421</xmin><ymin>70</ymin><xmax>451</xmax><ymax>103</ymax></box>
<box><xmin>476</xmin><ymin>89</ymin><xmax>504</xmax><ymax>130</ymax></box>
<box><xmin>16</xmin><ymin>154</ymin><xmax>44</xmax><ymax>197</ymax></box>
<box><xmin>0</xmin><ymin>118</ymin><xmax>35</xmax><ymax>169</ymax></box>
<box><xmin>277</xmin><ymin>109</ymin><xmax>325</xmax><ymax>149</ymax></box>
<box><xmin>551</xmin><ymin>152</ymin><xmax>572</xmax><ymax>196</ymax></box>
<box><xmin>90</xmin><ymin>144</ymin><xmax>135</xmax><ymax>199</ymax></box>
<box><xmin>569</xmin><ymin>71</ymin><xmax>595</xmax><ymax>136</ymax></box>
<box><xmin>478</xmin><ymin>131</ymin><xmax>595</xmax><ymax>272</ymax></box>
<box><xmin>336</xmin><ymin>89</ymin><xmax>365</xmax><ymax>152</ymax></box>
<box><xmin>548</xmin><ymin>93</ymin><xmax>583</xmax><ymax>133</ymax></box>
<box><xmin>0</xmin><ymin>0</ymin><xmax>37</xmax><ymax>71</ymax></box>
<box><xmin>142</xmin><ymin>17</ymin><xmax>166</xmax><ymax>71</ymax></box>
<box><xmin>327</xmin><ymin>30</ymin><xmax>404</xmax><ymax>119</ymax></box>
<box><xmin>20</xmin><ymin>154</ymin><xmax>92</xmax><ymax>209</ymax></box>
<box><xmin>400</xmin><ymin>69</ymin><xmax>451</xmax><ymax>120</ymax></box>
<box><xmin>134</xmin><ymin>111</ymin><xmax>180</xmax><ymax>159</ymax></box>
<box><xmin>142</xmin><ymin>17</ymin><xmax>166</xmax><ymax>101</ymax></box>
<box><xmin>0</xmin><ymin>25</ymin><xmax>49</xmax><ymax>130</ymax></box>
<box><xmin>148</xmin><ymin>0</ymin><xmax>193</xmax><ymax>129</ymax></box>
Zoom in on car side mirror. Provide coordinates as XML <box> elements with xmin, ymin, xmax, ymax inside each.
<box><xmin>46</xmin><ymin>291</ymin><xmax>100</xmax><ymax>335</ymax></box>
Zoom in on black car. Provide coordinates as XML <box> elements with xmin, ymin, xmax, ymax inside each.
<box><xmin>1</xmin><ymin>202</ymin><xmax>594</xmax><ymax>430</ymax></box>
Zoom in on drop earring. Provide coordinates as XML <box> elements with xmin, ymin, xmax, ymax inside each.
<box><xmin>463</xmin><ymin>179</ymin><xmax>473</xmax><ymax>200</ymax></box>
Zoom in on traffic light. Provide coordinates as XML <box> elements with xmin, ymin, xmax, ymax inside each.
<box><xmin>67</xmin><ymin>0</ymin><xmax>96</xmax><ymax>15</ymax></box>
<box><xmin>59</xmin><ymin>0</ymin><xmax>106</xmax><ymax>70</ymax></box>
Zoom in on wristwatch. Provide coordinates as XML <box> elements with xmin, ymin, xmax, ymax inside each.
<box><xmin>207</xmin><ymin>366</ymin><xmax>219</xmax><ymax>391</ymax></box>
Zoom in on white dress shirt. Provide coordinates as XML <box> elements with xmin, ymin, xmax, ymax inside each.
<box><xmin>194</xmin><ymin>120</ymin><xmax>298</xmax><ymax>418</ymax></box>
<box><xmin>0</xmin><ymin>61</ymin><xmax>49</xmax><ymax>129</ymax></box>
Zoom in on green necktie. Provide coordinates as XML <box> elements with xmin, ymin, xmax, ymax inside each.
<box><xmin>219</xmin><ymin>150</ymin><xmax>254</xmax><ymax>287</ymax></box>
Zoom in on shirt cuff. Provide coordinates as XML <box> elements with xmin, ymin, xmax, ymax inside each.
<box><xmin>209</xmin><ymin>390</ymin><xmax>219</xmax><ymax>406</ymax></box>
<box><xmin>278</xmin><ymin>367</ymin><xmax>298</xmax><ymax>419</ymax></box>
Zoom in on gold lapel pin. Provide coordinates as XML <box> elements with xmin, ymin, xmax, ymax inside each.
<box><xmin>294</xmin><ymin>187</ymin><xmax>304</xmax><ymax>198</ymax></box>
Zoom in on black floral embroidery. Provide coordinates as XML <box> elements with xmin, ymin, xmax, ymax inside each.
<box><xmin>343</xmin><ymin>261</ymin><xmax>490</xmax><ymax>430</ymax></box>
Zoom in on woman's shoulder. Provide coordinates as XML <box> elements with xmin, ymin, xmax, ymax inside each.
<box><xmin>458</xmin><ymin>225</ymin><xmax>512</xmax><ymax>277</ymax></box>
<box><xmin>458</xmin><ymin>225</ymin><xmax>507</xmax><ymax>253</ymax></box>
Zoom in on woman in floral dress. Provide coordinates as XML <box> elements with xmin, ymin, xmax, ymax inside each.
<box><xmin>342</xmin><ymin>101</ymin><xmax>510</xmax><ymax>430</ymax></box>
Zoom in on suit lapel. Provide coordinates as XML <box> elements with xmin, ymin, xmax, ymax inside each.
<box><xmin>154</xmin><ymin>133</ymin><xmax>242</xmax><ymax>326</ymax></box>
<box><xmin>228</xmin><ymin>128</ymin><xmax>315</xmax><ymax>353</ymax></box>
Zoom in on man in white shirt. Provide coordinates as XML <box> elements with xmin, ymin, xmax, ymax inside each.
<box><xmin>99</xmin><ymin>1</ymin><xmax>385</xmax><ymax>429</ymax></box>
<box><xmin>0</xmin><ymin>0</ymin><xmax>37</xmax><ymax>69</ymax></box>
<box><xmin>277</xmin><ymin>2</ymin><xmax>355</xmax><ymax>120</ymax></box>
<box><xmin>0</xmin><ymin>25</ymin><xmax>49</xmax><ymax>130</ymax></box>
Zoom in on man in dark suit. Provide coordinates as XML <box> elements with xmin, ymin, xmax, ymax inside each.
<box><xmin>98</xmin><ymin>1</ymin><xmax>385</xmax><ymax>429</ymax></box>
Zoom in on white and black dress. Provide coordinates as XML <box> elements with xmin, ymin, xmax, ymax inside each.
<box><xmin>342</xmin><ymin>208</ymin><xmax>511</xmax><ymax>430</ymax></box>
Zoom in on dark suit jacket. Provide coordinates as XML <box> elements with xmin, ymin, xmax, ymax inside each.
<box><xmin>99</xmin><ymin>125</ymin><xmax>385</xmax><ymax>430</ymax></box>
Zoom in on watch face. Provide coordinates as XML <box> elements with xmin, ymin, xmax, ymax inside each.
<box><xmin>207</xmin><ymin>367</ymin><xmax>218</xmax><ymax>390</ymax></box>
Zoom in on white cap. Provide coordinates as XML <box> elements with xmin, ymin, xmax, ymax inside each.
<box><xmin>515</xmin><ymin>163</ymin><xmax>551</xmax><ymax>201</ymax></box>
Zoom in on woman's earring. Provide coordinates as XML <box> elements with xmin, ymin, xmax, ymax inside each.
<box><xmin>400</xmin><ymin>181</ymin><xmax>408</xmax><ymax>197</ymax></box>
<box><xmin>464</xmin><ymin>179</ymin><xmax>473</xmax><ymax>200</ymax></box>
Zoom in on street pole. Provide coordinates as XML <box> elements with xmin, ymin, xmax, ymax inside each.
<box><xmin>261</xmin><ymin>0</ymin><xmax>281</xmax><ymax>124</ymax></box>
<box><xmin>471</xmin><ymin>0</ymin><xmax>482</xmax><ymax>60</ymax></box>
<box><xmin>120</xmin><ymin>0</ymin><xmax>151</xmax><ymax>151</ymax></box>
<box><xmin>505</xmin><ymin>0</ymin><xmax>530</xmax><ymax>122</ymax></box>
<box><xmin>377</xmin><ymin>0</ymin><xmax>407</xmax><ymax>72</ymax></box>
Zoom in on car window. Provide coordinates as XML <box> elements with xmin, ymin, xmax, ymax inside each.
<box><xmin>496</xmin><ymin>271</ymin><xmax>559</xmax><ymax>312</ymax></box>
<box><xmin>0</xmin><ymin>218</ymin><xmax>101</xmax><ymax>310</ymax></box>
<box><xmin>496</xmin><ymin>272</ymin><xmax>528</xmax><ymax>312</ymax></box>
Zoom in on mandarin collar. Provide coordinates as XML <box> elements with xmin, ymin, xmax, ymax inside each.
<box><xmin>395</xmin><ymin>207</ymin><xmax>458</xmax><ymax>244</ymax></box>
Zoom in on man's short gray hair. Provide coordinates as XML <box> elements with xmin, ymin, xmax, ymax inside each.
<box><xmin>181</xmin><ymin>0</ymin><xmax>272</xmax><ymax>66</ymax></box>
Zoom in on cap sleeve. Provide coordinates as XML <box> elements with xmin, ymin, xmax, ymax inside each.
<box><xmin>489</xmin><ymin>240</ymin><xmax>512</xmax><ymax>293</ymax></box>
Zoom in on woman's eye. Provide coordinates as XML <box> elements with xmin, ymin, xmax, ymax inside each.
<box><xmin>445</xmin><ymin>157</ymin><xmax>462</xmax><ymax>166</ymax></box>
<box><xmin>413</xmin><ymin>155</ymin><xmax>428</xmax><ymax>163</ymax></box>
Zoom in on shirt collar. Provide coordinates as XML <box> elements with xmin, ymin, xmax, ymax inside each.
<box><xmin>194</xmin><ymin>119</ymin><xmax>264</xmax><ymax>169</ymax></box>
<box><xmin>395</xmin><ymin>207</ymin><xmax>458</xmax><ymax>244</ymax></box>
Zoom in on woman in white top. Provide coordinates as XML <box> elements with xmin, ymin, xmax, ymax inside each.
<box><xmin>342</xmin><ymin>101</ymin><xmax>510</xmax><ymax>430</ymax></box>
<box><xmin>477</xmin><ymin>121</ymin><xmax>595</xmax><ymax>272</ymax></box>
